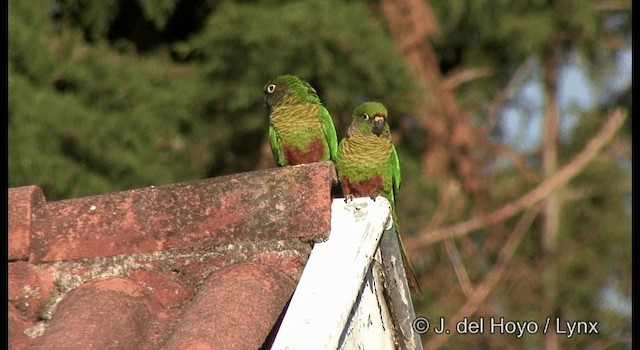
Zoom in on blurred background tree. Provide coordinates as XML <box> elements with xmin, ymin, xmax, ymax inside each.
<box><xmin>9</xmin><ymin>0</ymin><xmax>630</xmax><ymax>348</ymax></box>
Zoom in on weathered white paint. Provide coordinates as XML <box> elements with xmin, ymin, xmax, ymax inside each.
<box><xmin>378</xmin><ymin>228</ymin><xmax>423</xmax><ymax>350</ymax></box>
<box><xmin>271</xmin><ymin>197</ymin><xmax>392</xmax><ymax>350</ymax></box>
<box><xmin>338</xmin><ymin>250</ymin><xmax>397</xmax><ymax>350</ymax></box>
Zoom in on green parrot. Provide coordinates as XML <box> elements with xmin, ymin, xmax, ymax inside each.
<box><xmin>263</xmin><ymin>75</ymin><xmax>338</xmax><ymax>166</ymax></box>
<box><xmin>335</xmin><ymin>101</ymin><xmax>423</xmax><ymax>298</ymax></box>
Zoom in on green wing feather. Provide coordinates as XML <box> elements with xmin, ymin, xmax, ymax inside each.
<box><xmin>318</xmin><ymin>105</ymin><xmax>338</xmax><ymax>161</ymax></box>
<box><xmin>269</xmin><ymin>125</ymin><xmax>286</xmax><ymax>166</ymax></box>
<box><xmin>303</xmin><ymin>81</ymin><xmax>337</xmax><ymax>161</ymax></box>
<box><xmin>389</xmin><ymin>144</ymin><xmax>402</xmax><ymax>207</ymax></box>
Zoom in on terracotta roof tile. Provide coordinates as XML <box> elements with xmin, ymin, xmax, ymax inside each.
<box><xmin>32</xmin><ymin>277</ymin><xmax>156</xmax><ymax>350</ymax></box>
<box><xmin>8</xmin><ymin>261</ymin><xmax>57</xmax><ymax>320</ymax></box>
<box><xmin>8</xmin><ymin>162</ymin><xmax>337</xmax><ymax>349</ymax></box>
<box><xmin>162</xmin><ymin>263</ymin><xmax>296</xmax><ymax>350</ymax></box>
<box><xmin>8</xmin><ymin>185</ymin><xmax>45</xmax><ymax>261</ymax></box>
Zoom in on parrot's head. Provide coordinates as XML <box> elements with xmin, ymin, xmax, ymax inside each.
<box><xmin>263</xmin><ymin>75</ymin><xmax>317</xmax><ymax>109</ymax></box>
<box><xmin>350</xmin><ymin>102</ymin><xmax>390</xmax><ymax>137</ymax></box>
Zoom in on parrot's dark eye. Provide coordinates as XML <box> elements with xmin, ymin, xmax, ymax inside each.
<box><xmin>363</xmin><ymin>113</ymin><xmax>370</xmax><ymax>120</ymax></box>
<box><xmin>266</xmin><ymin>84</ymin><xmax>277</xmax><ymax>93</ymax></box>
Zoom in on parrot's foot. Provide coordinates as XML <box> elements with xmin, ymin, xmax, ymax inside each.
<box><xmin>370</xmin><ymin>192</ymin><xmax>380</xmax><ymax>201</ymax></box>
<box><xmin>344</xmin><ymin>194</ymin><xmax>355</xmax><ymax>203</ymax></box>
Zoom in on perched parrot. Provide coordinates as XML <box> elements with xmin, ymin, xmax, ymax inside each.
<box><xmin>335</xmin><ymin>101</ymin><xmax>423</xmax><ymax>298</ymax></box>
<box><xmin>263</xmin><ymin>75</ymin><xmax>338</xmax><ymax>166</ymax></box>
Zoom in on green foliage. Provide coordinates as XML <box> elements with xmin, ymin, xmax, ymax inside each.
<box><xmin>556</xmin><ymin>118</ymin><xmax>631</xmax><ymax>348</ymax></box>
<box><xmin>423</xmin><ymin>2</ymin><xmax>631</xmax><ymax>347</ymax></box>
<box><xmin>62</xmin><ymin>0</ymin><xmax>122</xmax><ymax>40</ymax></box>
<box><xmin>431</xmin><ymin>0</ymin><xmax>617</xmax><ymax>113</ymax></box>
<box><xmin>9</xmin><ymin>0</ymin><xmax>419</xmax><ymax>200</ymax></box>
<box><xmin>8</xmin><ymin>1</ymin><xmax>631</xmax><ymax>347</ymax></box>
<box><xmin>9</xmin><ymin>0</ymin><xmax>212</xmax><ymax>199</ymax></box>
<box><xmin>175</xmin><ymin>0</ymin><xmax>419</xmax><ymax>133</ymax></box>
<box><xmin>556</xmin><ymin>114</ymin><xmax>631</xmax><ymax>310</ymax></box>
<box><xmin>138</xmin><ymin>0</ymin><xmax>179</xmax><ymax>30</ymax></box>
<box><xmin>9</xmin><ymin>3</ymin><xmax>56</xmax><ymax>85</ymax></box>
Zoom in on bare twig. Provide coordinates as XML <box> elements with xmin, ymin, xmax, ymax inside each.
<box><xmin>425</xmin><ymin>203</ymin><xmax>544</xmax><ymax>349</ymax></box>
<box><xmin>489</xmin><ymin>140</ymin><xmax>541</xmax><ymax>182</ymax></box>
<box><xmin>442</xmin><ymin>67</ymin><xmax>493</xmax><ymax>91</ymax></box>
<box><xmin>406</xmin><ymin>108</ymin><xmax>627</xmax><ymax>249</ymax></box>
<box><xmin>444</xmin><ymin>237</ymin><xmax>474</xmax><ymax>298</ymax></box>
<box><xmin>482</xmin><ymin>56</ymin><xmax>536</xmax><ymax>136</ymax></box>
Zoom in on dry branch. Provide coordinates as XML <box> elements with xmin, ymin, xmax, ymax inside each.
<box><xmin>406</xmin><ymin>108</ymin><xmax>628</xmax><ymax>250</ymax></box>
<box><xmin>482</xmin><ymin>56</ymin><xmax>537</xmax><ymax>135</ymax></box>
<box><xmin>444</xmin><ymin>237</ymin><xmax>474</xmax><ymax>298</ymax></box>
<box><xmin>425</xmin><ymin>203</ymin><xmax>544</xmax><ymax>349</ymax></box>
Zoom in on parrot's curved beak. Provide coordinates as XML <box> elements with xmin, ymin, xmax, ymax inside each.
<box><xmin>373</xmin><ymin>115</ymin><xmax>385</xmax><ymax>136</ymax></box>
<box><xmin>263</xmin><ymin>95</ymin><xmax>268</xmax><ymax>108</ymax></box>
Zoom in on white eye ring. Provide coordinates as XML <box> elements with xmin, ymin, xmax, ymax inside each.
<box><xmin>363</xmin><ymin>113</ymin><xmax>370</xmax><ymax>120</ymax></box>
<box><xmin>267</xmin><ymin>84</ymin><xmax>276</xmax><ymax>93</ymax></box>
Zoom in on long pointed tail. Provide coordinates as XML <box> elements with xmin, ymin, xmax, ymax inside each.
<box><xmin>395</xmin><ymin>225</ymin><xmax>424</xmax><ymax>299</ymax></box>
